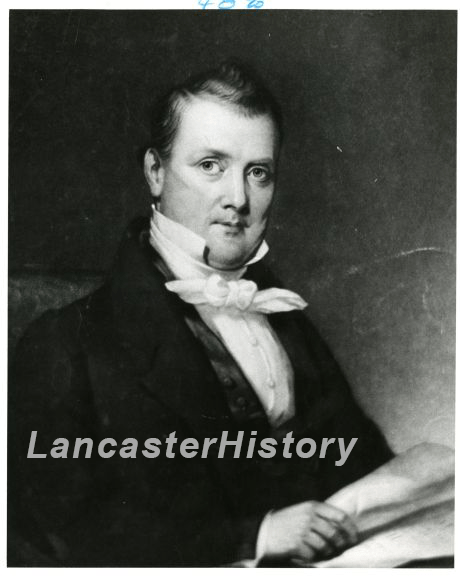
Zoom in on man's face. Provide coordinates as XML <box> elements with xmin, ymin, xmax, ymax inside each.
<box><xmin>146</xmin><ymin>96</ymin><xmax>279</xmax><ymax>270</ymax></box>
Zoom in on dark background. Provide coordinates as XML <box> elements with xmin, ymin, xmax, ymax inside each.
<box><xmin>9</xmin><ymin>10</ymin><xmax>456</xmax><ymax>452</ymax></box>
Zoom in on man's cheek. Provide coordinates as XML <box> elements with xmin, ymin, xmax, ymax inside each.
<box><xmin>248</xmin><ymin>219</ymin><xmax>268</xmax><ymax>243</ymax></box>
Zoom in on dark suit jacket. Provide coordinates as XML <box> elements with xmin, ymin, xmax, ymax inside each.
<box><xmin>8</xmin><ymin>219</ymin><xmax>392</xmax><ymax>567</ymax></box>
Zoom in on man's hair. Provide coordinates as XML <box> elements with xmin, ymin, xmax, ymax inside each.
<box><xmin>150</xmin><ymin>61</ymin><xmax>283</xmax><ymax>159</ymax></box>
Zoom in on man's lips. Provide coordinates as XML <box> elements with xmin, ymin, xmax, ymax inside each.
<box><xmin>213</xmin><ymin>218</ymin><xmax>247</xmax><ymax>229</ymax></box>
<box><xmin>210</xmin><ymin>221</ymin><xmax>245</xmax><ymax>239</ymax></box>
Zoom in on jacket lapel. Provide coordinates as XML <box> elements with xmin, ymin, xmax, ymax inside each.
<box><xmin>107</xmin><ymin>219</ymin><xmax>235</xmax><ymax>440</ymax></box>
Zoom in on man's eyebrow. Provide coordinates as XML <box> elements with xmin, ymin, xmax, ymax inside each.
<box><xmin>247</xmin><ymin>158</ymin><xmax>275</xmax><ymax>166</ymax></box>
<box><xmin>193</xmin><ymin>148</ymin><xmax>230</xmax><ymax>158</ymax></box>
<box><xmin>191</xmin><ymin>150</ymin><xmax>275</xmax><ymax>167</ymax></box>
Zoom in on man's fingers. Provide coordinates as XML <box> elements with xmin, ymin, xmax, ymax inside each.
<box><xmin>311</xmin><ymin>516</ymin><xmax>347</xmax><ymax>550</ymax></box>
<box><xmin>314</xmin><ymin>502</ymin><xmax>351</xmax><ymax>523</ymax></box>
<box><xmin>291</xmin><ymin>541</ymin><xmax>316</xmax><ymax>565</ymax></box>
<box><xmin>302</xmin><ymin>530</ymin><xmax>333</xmax><ymax>558</ymax></box>
<box><xmin>335</xmin><ymin>514</ymin><xmax>358</xmax><ymax>545</ymax></box>
<box><xmin>314</xmin><ymin>503</ymin><xmax>358</xmax><ymax>544</ymax></box>
<box><xmin>263</xmin><ymin>501</ymin><xmax>358</xmax><ymax>564</ymax></box>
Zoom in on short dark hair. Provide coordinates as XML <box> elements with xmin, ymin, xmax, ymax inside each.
<box><xmin>149</xmin><ymin>61</ymin><xmax>283</xmax><ymax>160</ymax></box>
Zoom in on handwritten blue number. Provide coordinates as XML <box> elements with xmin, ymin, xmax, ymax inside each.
<box><xmin>199</xmin><ymin>0</ymin><xmax>213</xmax><ymax>8</ymax></box>
<box><xmin>219</xmin><ymin>0</ymin><xmax>235</xmax><ymax>9</ymax></box>
<box><xmin>247</xmin><ymin>0</ymin><xmax>264</xmax><ymax>8</ymax></box>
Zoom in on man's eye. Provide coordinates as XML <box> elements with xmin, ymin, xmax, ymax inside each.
<box><xmin>248</xmin><ymin>167</ymin><xmax>271</xmax><ymax>182</ymax></box>
<box><xmin>199</xmin><ymin>160</ymin><xmax>221</xmax><ymax>175</ymax></box>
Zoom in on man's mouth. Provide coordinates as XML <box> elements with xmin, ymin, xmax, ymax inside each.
<box><xmin>215</xmin><ymin>222</ymin><xmax>245</xmax><ymax>237</ymax></box>
<box><xmin>214</xmin><ymin>218</ymin><xmax>246</xmax><ymax>230</ymax></box>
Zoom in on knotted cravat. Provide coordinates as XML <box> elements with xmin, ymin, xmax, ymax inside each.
<box><xmin>166</xmin><ymin>274</ymin><xmax>307</xmax><ymax>314</ymax></box>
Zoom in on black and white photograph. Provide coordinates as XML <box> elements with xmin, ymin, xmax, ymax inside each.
<box><xmin>7</xmin><ymin>7</ymin><xmax>455</xmax><ymax>568</ymax></box>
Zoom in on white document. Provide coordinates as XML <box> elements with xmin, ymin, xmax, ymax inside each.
<box><xmin>314</xmin><ymin>443</ymin><xmax>454</xmax><ymax>567</ymax></box>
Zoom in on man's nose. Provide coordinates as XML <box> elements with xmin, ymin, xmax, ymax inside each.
<box><xmin>223</xmin><ymin>171</ymin><xmax>248</xmax><ymax>211</ymax></box>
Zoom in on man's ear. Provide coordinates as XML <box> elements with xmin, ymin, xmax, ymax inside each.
<box><xmin>143</xmin><ymin>148</ymin><xmax>165</xmax><ymax>200</ymax></box>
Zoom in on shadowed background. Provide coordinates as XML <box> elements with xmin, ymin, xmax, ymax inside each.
<box><xmin>9</xmin><ymin>10</ymin><xmax>455</xmax><ymax>452</ymax></box>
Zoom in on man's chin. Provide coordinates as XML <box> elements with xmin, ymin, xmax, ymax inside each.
<box><xmin>204</xmin><ymin>242</ymin><xmax>251</xmax><ymax>271</ymax></box>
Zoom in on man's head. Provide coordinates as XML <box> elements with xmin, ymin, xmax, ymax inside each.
<box><xmin>144</xmin><ymin>62</ymin><xmax>282</xmax><ymax>270</ymax></box>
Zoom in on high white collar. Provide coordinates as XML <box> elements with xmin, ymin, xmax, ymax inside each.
<box><xmin>149</xmin><ymin>205</ymin><xmax>269</xmax><ymax>282</ymax></box>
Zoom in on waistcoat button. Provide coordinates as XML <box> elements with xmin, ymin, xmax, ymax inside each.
<box><xmin>223</xmin><ymin>377</ymin><xmax>236</xmax><ymax>389</ymax></box>
<box><xmin>235</xmin><ymin>396</ymin><xmax>248</xmax><ymax>408</ymax></box>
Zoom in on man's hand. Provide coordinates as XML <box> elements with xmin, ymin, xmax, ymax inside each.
<box><xmin>262</xmin><ymin>501</ymin><xmax>358</xmax><ymax>565</ymax></box>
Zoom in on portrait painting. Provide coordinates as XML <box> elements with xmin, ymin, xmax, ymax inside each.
<box><xmin>8</xmin><ymin>8</ymin><xmax>455</xmax><ymax>567</ymax></box>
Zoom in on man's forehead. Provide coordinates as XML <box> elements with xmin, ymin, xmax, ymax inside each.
<box><xmin>172</xmin><ymin>95</ymin><xmax>279</xmax><ymax>157</ymax></box>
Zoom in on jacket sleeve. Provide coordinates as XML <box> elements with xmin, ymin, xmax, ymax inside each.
<box><xmin>8</xmin><ymin>310</ymin><xmax>263</xmax><ymax>567</ymax></box>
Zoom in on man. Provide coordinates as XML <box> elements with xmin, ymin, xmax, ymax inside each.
<box><xmin>8</xmin><ymin>62</ymin><xmax>392</xmax><ymax>567</ymax></box>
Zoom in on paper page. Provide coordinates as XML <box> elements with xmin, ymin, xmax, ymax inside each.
<box><xmin>314</xmin><ymin>443</ymin><xmax>454</xmax><ymax>567</ymax></box>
